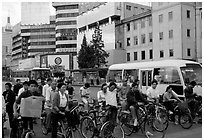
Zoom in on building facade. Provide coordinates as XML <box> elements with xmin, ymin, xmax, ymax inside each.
<box><xmin>52</xmin><ymin>2</ymin><xmax>79</xmax><ymax>53</ymax></box>
<box><xmin>21</xmin><ymin>2</ymin><xmax>50</xmax><ymax>25</ymax></box>
<box><xmin>76</xmin><ymin>2</ymin><xmax>151</xmax><ymax>68</ymax></box>
<box><xmin>116</xmin><ymin>2</ymin><xmax>202</xmax><ymax>63</ymax></box>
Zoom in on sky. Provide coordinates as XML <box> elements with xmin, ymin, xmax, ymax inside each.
<box><xmin>1</xmin><ymin>1</ymin><xmax>150</xmax><ymax>27</ymax></box>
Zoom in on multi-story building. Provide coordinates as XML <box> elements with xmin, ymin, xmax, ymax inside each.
<box><xmin>2</xmin><ymin>16</ymin><xmax>13</xmax><ymax>69</ymax></box>
<box><xmin>52</xmin><ymin>2</ymin><xmax>79</xmax><ymax>53</ymax></box>
<box><xmin>21</xmin><ymin>2</ymin><xmax>50</xmax><ymax>25</ymax></box>
<box><xmin>117</xmin><ymin>2</ymin><xmax>202</xmax><ymax>63</ymax></box>
<box><xmin>77</xmin><ymin>2</ymin><xmax>151</xmax><ymax>68</ymax></box>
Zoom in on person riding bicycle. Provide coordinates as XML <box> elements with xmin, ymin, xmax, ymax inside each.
<box><xmin>163</xmin><ymin>85</ymin><xmax>182</xmax><ymax>124</ymax></box>
<box><xmin>146</xmin><ymin>79</ymin><xmax>160</xmax><ymax>102</ymax></box>
<box><xmin>126</xmin><ymin>82</ymin><xmax>148</xmax><ymax>126</ymax></box>
<box><xmin>13</xmin><ymin>80</ymin><xmax>44</xmax><ymax>138</ymax></box>
<box><xmin>51</xmin><ymin>82</ymin><xmax>69</xmax><ymax>138</ymax></box>
<box><xmin>79</xmin><ymin>83</ymin><xmax>90</xmax><ymax>112</ymax></box>
<box><xmin>97</xmin><ymin>83</ymin><xmax>108</xmax><ymax>106</ymax></box>
<box><xmin>184</xmin><ymin>81</ymin><xmax>200</xmax><ymax>119</ymax></box>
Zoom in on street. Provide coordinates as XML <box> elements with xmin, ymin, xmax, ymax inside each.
<box><xmin>2</xmin><ymin>81</ymin><xmax>202</xmax><ymax>138</ymax></box>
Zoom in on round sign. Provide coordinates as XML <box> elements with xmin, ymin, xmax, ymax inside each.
<box><xmin>55</xmin><ymin>57</ymin><xmax>62</xmax><ymax>65</ymax></box>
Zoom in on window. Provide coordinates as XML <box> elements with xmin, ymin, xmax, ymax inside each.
<box><xmin>141</xmin><ymin>51</ymin><xmax>145</xmax><ymax>60</ymax></box>
<box><xmin>134</xmin><ymin>52</ymin><xmax>137</xmax><ymax>60</ymax></box>
<box><xmin>126</xmin><ymin>5</ymin><xmax>131</xmax><ymax>10</ymax></box>
<box><xmin>149</xmin><ymin>17</ymin><xmax>152</xmax><ymax>26</ymax></box>
<box><xmin>107</xmin><ymin>70</ymin><xmax>123</xmax><ymax>83</ymax></box>
<box><xmin>169</xmin><ymin>49</ymin><xmax>174</xmax><ymax>57</ymax></box>
<box><xmin>127</xmin><ymin>23</ymin><xmax>130</xmax><ymax>31</ymax></box>
<box><xmin>149</xmin><ymin>32</ymin><xmax>153</xmax><ymax>42</ymax></box>
<box><xmin>141</xmin><ymin>19</ymin><xmax>145</xmax><ymax>28</ymax></box>
<box><xmin>187</xmin><ymin>29</ymin><xmax>191</xmax><ymax>37</ymax></box>
<box><xmin>149</xmin><ymin>49</ymin><xmax>153</xmax><ymax>59</ymax></box>
<box><xmin>160</xmin><ymin>50</ymin><xmax>164</xmax><ymax>58</ymax></box>
<box><xmin>127</xmin><ymin>38</ymin><xmax>130</xmax><ymax>46</ymax></box>
<box><xmin>134</xmin><ymin>36</ymin><xmax>138</xmax><ymax>45</ymax></box>
<box><xmin>187</xmin><ymin>10</ymin><xmax>191</xmax><ymax>18</ymax></box>
<box><xmin>168</xmin><ymin>11</ymin><xmax>173</xmax><ymax>21</ymax></box>
<box><xmin>133</xmin><ymin>21</ymin><xmax>137</xmax><ymax>30</ymax></box>
<box><xmin>169</xmin><ymin>30</ymin><xmax>173</xmax><ymax>38</ymax></box>
<box><xmin>159</xmin><ymin>32</ymin><xmax>163</xmax><ymax>40</ymax></box>
<box><xmin>187</xmin><ymin>48</ymin><xmax>191</xmax><ymax>56</ymax></box>
<box><xmin>159</xmin><ymin>14</ymin><xmax>163</xmax><ymax>23</ymax></box>
<box><xmin>127</xmin><ymin>53</ymin><xmax>130</xmax><ymax>61</ymax></box>
<box><xmin>141</xmin><ymin>34</ymin><xmax>145</xmax><ymax>44</ymax></box>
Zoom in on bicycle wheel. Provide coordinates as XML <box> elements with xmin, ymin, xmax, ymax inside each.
<box><xmin>100</xmin><ymin>121</ymin><xmax>124</xmax><ymax>138</ymax></box>
<box><xmin>41</xmin><ymin>116</ymin><xmax>48</xmax><ymax>135</ymax></box>
<box><xmin>80</xmin><ymin>116</ymin><xmax>95</xmax><ymax>138</ymax></box>
<box><xmin>119</xmin><ymin>112</ymin><xmax>134</xmax><ymax>136</ymax></box>
<box><xmin>144</xmin><ymin>117</ymin><xmax>166</xmax><ymax>138</ymax></box>
<box><xmin>72</xmin><ymin>127</ymin><xmax>82</xmax><ymax>138</ymax></box>
<box><xmin>179</xmin><ymin>113</ymin><xmax>193</xmax><ymax>129</ymax></box>
<box><xmin>152</xmin><ymin>107</ymin><xmax>169</xmax><ymax>132</ymax></box>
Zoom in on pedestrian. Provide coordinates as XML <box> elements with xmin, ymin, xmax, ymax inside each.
<box><xmin>43</xmin><ymin>81</ymin><xmax>58</xmax><ymax>134</ymax></box>
<box><xmin>51</xmin><ymin>82</ymin><xmax>69</xmax><ymax>138</ymax></box>
<box><xmin>37</xmin><ymin>78</ymin><xmax>43</xmax><ymax>96</ymax></box>
<box><xmin>13</xmin><ymin>79</ymin><xmax>23</xmax><ymax>97</ymax></box>
<box><xmin>42</xmin><ymin>78</ymin><xmax>52</xmax><ymax>97</ymax></box>
<box><xmin>66</xmin><ymin>81</ymin><xmax>75</xmax><ymax>99</ymax></box>
<box><xmin>18</xmin><ymin>81</ymin><xmax>29</xmax><ymax>97</ymax></box>
<box><xmin>79</xmin><ymin>83</ymin><xmax>90</xmax><ymax>112</ymax></box>
<box><xmin>2</xmin><ymin>83</ymin><xmax>16</xmax><ymax>129</ymax></box>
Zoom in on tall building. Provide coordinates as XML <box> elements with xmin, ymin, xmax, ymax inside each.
<box><xmin>52</xmin><ymin>2</ymin><xmax>79</xmax><ymax>53</ymax></box>
<box><xmin>21</xmin><ymin>2</ymin><xmax>50</xmax><ymax>25</ymax></box>
<box><xmin>76</xmin><ymin>2</ymin><xmax>151</xmax><ymax>68</ymax></box>
<box><xmin>2</xmin><ymin>16</ymin><xmax>13</xmax><ymax>69</ymax></box>
<box><xmin>116</xmin><ymin>2</ymin><xmax>202</xmax><ymax>63</ymax></box>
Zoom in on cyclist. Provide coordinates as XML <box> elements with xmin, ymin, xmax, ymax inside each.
<box><xmin>184</xmin><ymin>81</ymin><xmax>199</xmax><ymax>119</ymax></box>
<box><xmin>18</xmin><ymin>81</ymin><xmax>29</xmax><ymax>97</ymax></box>
<box><xmin>97</xmin><ymin>83</ymin><xmax>107</xmax><ymax>103</ymax></box>
<box><xmin>118</xmin><ymin>80</ymin><xmax>130</xmax><ymax>109</ymax></box>
<box><xmin>79</xmin><ymin>83</ymin><xmax>90</xmax><ymax>112</ymax></box>
<box><xmin>163</xmin><ymin>85</ymin><xmax>182</xmax><ymax>124</ymax></box>
<box><xmin>43</xmin><ymin>81</ymin><xmax>58</xmax><ymax>134</ymax></box>
<box><xmin>51</xmin><ymin>82</ymin><xmax>69</xmax><ymax>138</ymax></box>
<box><xmin>13</xmin><ymin>80</ymin><xmax>44</xmax><ymax>137</ymax></box>
<box><xmin>66</xmin><ymin>81</ymin><xmax>75</xmax><ymax>99</ymax></box>
<box><xmin>42</xmin><ymin>78</ymin><xmax>52</xmax><ymax>97</ymax></box>
<box><xmin>126</xmin><ymin>82</ymin><xmax>148</xmax><ymax>126</ymax></box>
<box><xmin>146</xmin><ymin>79</ymin><xmax>160</xmax><ymax>102</ymax></box>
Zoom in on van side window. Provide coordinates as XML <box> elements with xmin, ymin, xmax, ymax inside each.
<box><xmin>108</xmin><ymin>70</ymin><xmax>123</xmax><ymax>82</ymax></box>
<box><xmin>153</xmin><ymin>67</ymin><xmax>181</xmax><ymax>84</ymax></box>
<box><xmin>123</xmin><ymin>69</ymin><xmax>139</xmax><ymax>83</ymax></box>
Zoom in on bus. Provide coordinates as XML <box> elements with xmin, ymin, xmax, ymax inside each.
<box><xmin>11</xmin><ymin>67</ymin><xmax>51</xmax><ymax>82</ymax></box>
<box><xmin>107</xmin><ymin>59</ymin><xmax>202</xmax><ymax>98</ymax></box>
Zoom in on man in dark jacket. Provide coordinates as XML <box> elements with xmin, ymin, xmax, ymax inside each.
<box><xmin>13</xmin><ymin>79</ymin><xmax>23</xmax><ymax>97</ymax></box>
<box><xmin>2</xmin><ymin>83</ymin><xmax>16</xmax><ymax>128</ymax></box>
<box><xmin>126</xmin><ymin>82</ymin><xmax>148</xmax><ymax>126</ymax></box>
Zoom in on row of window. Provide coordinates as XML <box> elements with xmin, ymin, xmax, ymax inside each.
<box><xmin>159</xmin><ymin>10</ymin><xmax>191</xmax><ymax>23</ymax></box>
<box><xmin>127</xmin><ymin>32</ymin><xmax>153</xmax><ymax>46</ymax></box>
<box><xmin>28</xmin><ymin>48</ymin><xmax>55</xmax><ymax>53</ymax></box>
<box><xmin>127</xmin><ymin>48</ymin><xmax>192</xmax><ymax>61</ymax></box>
<box><xmin>56</xmin><ymin>35</ymin><xmax>77</xmax><ymax>41</ymax></box>
<box><xmin>21</xmin><ymin>28</ymin><xmax>55</xmax><ymax>33</ymax></box>
<box><xmin>126</xmin><ymin>4</ymin><xmax>146</xmax><ymax>12</ymax></box>
<box><xmin>56</xmin><ymin>44</ymin><xmax>77</xmax><ymax>48</ymax></box>
<box><xmin>56</xmin><ymin>20</ymin><xmax>77</xmax><ymax>26</ymax></box>
<box><xmin>126</xmin><ymin>17</ymin><xmax>152</xmax><ymax>32</ymax></box>
<box><xmin>56</xmin><ymin>13</ymin><xmax>79</xmax><ymax>18</ymax></box>
<box><xmin>56</xmin><ymin>4</ymin><xmax>79</xmax><ymax>11</ymax></box>
<box><xmin>30</xmin><ymin>34</ymin><xmax>55</xmax><ymax>39</ymax></box>
<box><xmin>56</xmin><ymin>28</ymin><xmax>77</xmax><ymax>34</ymax></box>
<box><xmin>30</xmin><ymin>41</ymin><xmax>55</xmax><ymax>46</ymax></box>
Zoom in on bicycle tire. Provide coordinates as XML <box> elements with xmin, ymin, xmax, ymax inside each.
<box><xmin>152</xmin><ymin>107</ymin><xmax>169</xmax><ymax>132</ymax></box>
<box><xmin>144</xmin><ymin>117</ymin><xmax>165</xmax><ymax>138</ymax></box>
<box><xmin>119</xmin><ymin>112</ymin><xmax>134</xmax><ymax>136</ymax></box>
<box><xmin>100</xmin><ymin>121</ymin><xmax>124</xmax><ymax>138</ymax></box>
<box><xmin>71</xmin><ymin>127</ymin><xmax>82</xmax><ymax>138</ymax></box>
<box><xmin>80</xmin><ymin>116</ymin><xmax>95</xmax><ymax>138</ymax></box>
<box><xmin>179</xmin><ymin>112</ymin><xmax>193</xmax><ymax>129</ymax></box>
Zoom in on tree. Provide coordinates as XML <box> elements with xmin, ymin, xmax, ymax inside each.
<box><xmin>77</xmin><ymin>34</ymin><xmax>96</xmax><ymax>68</ymax></box>
<box><xmin>90</xmin><ymin>23</ymin><xmax>109</xmax><ymax>68</ymax></box>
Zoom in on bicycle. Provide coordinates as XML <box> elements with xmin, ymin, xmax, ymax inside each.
<box><xmin>80</xmin><ymin>103</ymin><xmax>124</xmax><ymax>138</ymax></box>
<box><xmin>56</xmin><ymin>101</ymin><xmax>84</xmax><ymax>138</ymax></box>
<box><xmin>119</xmin><ymin>102</ymin><xmax>166</xmax><ymax>138</ymax></box>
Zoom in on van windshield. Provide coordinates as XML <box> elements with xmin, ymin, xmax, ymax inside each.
<box><xmin>180</xmin><ymin>64</ymin><xmax>202</xmax><ymax>86</ymax></box>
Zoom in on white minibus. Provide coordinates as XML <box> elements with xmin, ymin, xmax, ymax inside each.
<box><xmin>107</xmin><ymin>59</ymin><xmax>202</xmax><ymax>98</ymax></box>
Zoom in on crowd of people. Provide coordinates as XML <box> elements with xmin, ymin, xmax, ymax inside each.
<box><xmin>2</xmin><ymin>76</ymin><xmax>201</xmax><ymax>138</ymax></box>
